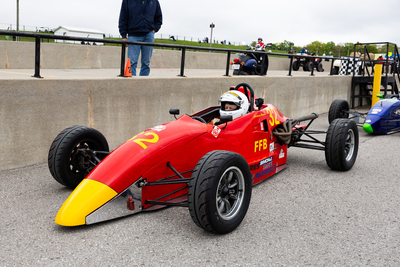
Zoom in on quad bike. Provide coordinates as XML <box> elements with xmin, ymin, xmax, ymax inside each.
<box><xmin>231</xmin><ymin>49</ymin><xmax>269</xmax><ymax>75</ymax></box>
<box><xmin>293</xmin><ymin>53</ymin><xmax>324</xmax><ymax>72</ymax></box>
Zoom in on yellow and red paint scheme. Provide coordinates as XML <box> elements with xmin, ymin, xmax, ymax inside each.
<box><xmin>56</xmin><ymin>93</ymin><xmax>292</xmax><ymax>226</ymax></box>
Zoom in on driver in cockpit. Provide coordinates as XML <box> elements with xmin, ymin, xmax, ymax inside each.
<box><xmin>217</xmin><ymin>91</ymin><xmax>250</xmax><ymax>123</ymax></box>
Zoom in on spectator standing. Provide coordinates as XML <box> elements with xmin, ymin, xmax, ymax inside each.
<box><xmin>119</xmin><ymin>0</ymin><xmax>163</xmax><ymax>76</ymax></box>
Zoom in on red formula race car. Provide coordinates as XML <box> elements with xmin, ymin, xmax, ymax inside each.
<box><xmin>49</xmin><ymin>83</ymin><xmax>359</xmax><ymax>234</ymax></box>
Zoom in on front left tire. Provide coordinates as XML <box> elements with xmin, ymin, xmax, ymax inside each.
<box><xmin>188</xmin><ymin>151</ymin><xmax>252</xmax><ymax>234</ymax></box>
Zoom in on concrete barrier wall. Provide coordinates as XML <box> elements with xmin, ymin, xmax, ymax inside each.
<box><xmin>0</xmin><ymin>41</ymin><xmax>346</xmax><ymax>171</ymax></box>
<box><xmin>0</xmin><ymin>41</ymin><xmax>331</xmax><ymax>70</ymax></box>
<box><xmin>0</xmin><ymin>75</ymin><xmax>351</xmax><ymax>171</ymax></box>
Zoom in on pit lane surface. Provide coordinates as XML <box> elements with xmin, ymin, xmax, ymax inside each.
<box><xmin>1</xmin><ymin>110</ymin><xmax>399</xmax><ymax>266</ymax></box>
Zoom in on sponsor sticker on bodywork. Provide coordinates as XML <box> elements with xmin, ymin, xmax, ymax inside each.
<box><xmin>279</xmin><ymin>149</ymin><xmax>285</xmax><ymax>159</ymax></box>
<box><xmin>151</xmin><ymin>125</ymin><xmax>166</xmax><ymax>132</ymax></box>
<box><xmin>211</xmin><ymin>126</ymin><xmax>221</xmax><ymax>138</ymax></box>
<box><xmin>260</xmin><ymin>156</ymin><xmax>273</xmax><ymax>166</ymax></box>
<box><xmin>371</xmin><ymin>108</ymin><xmax>382</xmax><ymax>114</ymax></box>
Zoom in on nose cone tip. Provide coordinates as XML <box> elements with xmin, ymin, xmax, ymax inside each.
<box><xmin>55</xmin><ymin>206</ymin><xmax>85</xmax><ymax>226</ymax></box>
<box><xmin>363</xmin><ymin>123</ymin><xmax>373</xmax><ymax>134</ymax></box>
<box><xmin>55</xmin><ymin>179</ymin><xmax>117</xmax><ymax>226</ymax></box>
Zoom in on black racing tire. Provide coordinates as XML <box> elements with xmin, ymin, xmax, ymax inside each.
<box><xmin>48</xmin><ymin>125</ymin><xmax>109</xmax><ymax>189</ymax></box>
<box><xmin>325</xmin><ymin>119</ymin><xmax>358</xmax><ymax>171</ymax></box>
<box><xmin>293</xmin><ymin>61</ymin><xmax>300</xmax><ymax>71</ymax></box>
<box><xmin>188</xmin><ymin>151</ymin><xmax>252</xmax><ymax>234</ymax></box>
<box><xmin>328</xmin><ymin>99</ymin><xmax>349</xmax><ymax>124</ymax></box>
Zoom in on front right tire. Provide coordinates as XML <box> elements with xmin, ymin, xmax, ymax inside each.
<box><xmin>48</xmin><ymin>125</ymin><xmax>109</xmax><ymax>189</ymax></box>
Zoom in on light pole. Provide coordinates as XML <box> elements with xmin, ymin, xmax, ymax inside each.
<box><xmin>16</xmin><ymin>0</ymin><xmax>19</xmax><ymax>41</ymax></box>
<box><xmin>209</xmin><ymin>23</ymin><xmax>215</xmax><ymax>48</ymax></box>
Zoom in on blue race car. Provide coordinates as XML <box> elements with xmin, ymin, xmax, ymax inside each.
<box><xmin>329</xmin><ymin>95</ymin><xmax>400</xmax><ymax>134</ymax></box>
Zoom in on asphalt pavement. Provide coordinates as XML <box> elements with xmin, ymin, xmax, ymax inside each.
<box><xmin>1</xmin><ymin>109</ymin><xmax>399</xmax><ymax>266</ymax></box>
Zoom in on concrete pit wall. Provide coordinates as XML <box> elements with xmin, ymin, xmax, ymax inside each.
<box><xmin>0</xmin><ymin>40</ymin><xmax>348</xmax><ymax>171</ymax></box>
<box><xmin>0</xmin><ymin>75</ymin><xmax>351</xmax><ymax>171</ymax></box>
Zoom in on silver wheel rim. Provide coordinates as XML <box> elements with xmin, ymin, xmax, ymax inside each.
<box><xmin>345</xmin><ymin>129</ymin><xmax>355</xmax><ymax>161</ymax></box>
<box><xmin>216</xmin><ymin>166</ymin><xmax>245</xmax><ymax>220</ymax></box>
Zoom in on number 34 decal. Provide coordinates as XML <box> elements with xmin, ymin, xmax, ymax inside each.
<box><xmin>128</xmin><ymin>132</ymin><xmax>159</xmax><ymax>149</ymax></box>
<box><xmin>265</xmin><ymin>107</ymin><xmax>281</xmax><ymax>127</ymax></box>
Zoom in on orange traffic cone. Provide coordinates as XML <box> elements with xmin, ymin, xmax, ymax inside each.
<box><xmin>124</xmin><ymin>58</ymin><xmax>132</xmax><ymax>77</ymax></box>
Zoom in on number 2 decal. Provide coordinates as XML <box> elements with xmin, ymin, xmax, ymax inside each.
<box><xmin>128</xmin><ymin>132</ymin><xmax>159</xmax><ymax>149</ymax></box>
<box><xmin>265</xmin><ymin>108</ymin><xmax>280</xmax><ymax>127</ymax></box>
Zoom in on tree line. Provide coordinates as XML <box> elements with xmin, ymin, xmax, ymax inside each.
<box><xmin>265</xmin><ymin>40</ymin><xmax>398</xmax><ymax>57</ymax></box>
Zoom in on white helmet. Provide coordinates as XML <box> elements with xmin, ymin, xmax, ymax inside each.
<box><xmin>218</xmin><ymin>91</ymin><xmax>250</xmax><ymax>120</ymax></box>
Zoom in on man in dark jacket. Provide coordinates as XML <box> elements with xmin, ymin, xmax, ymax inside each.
<box><xmin>119</xmin><ymin>0</ymin><xmax>163</xmax><ymax>76</ymax></box>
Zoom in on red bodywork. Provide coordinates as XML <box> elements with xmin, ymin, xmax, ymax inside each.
<box><xmin>55</xmin><ymin>87</ymin><xmax>299</xmax><ymax>226</ymax></box>
<box><xmin>86</xmin><ymin>102</ymin><xmax>289</xmax><ymax>210</ymax></box>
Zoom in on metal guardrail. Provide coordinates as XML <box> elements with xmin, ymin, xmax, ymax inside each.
<box><xmin>0</xmin><ymin>30</ymin><xmax>341</xmax><ymax>78</ymax></box>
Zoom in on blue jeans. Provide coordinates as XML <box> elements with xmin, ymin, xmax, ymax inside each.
<box><xmin>128</xmin><ymin>32</ymin><xmax>154</xmax><ymax>76</ymax></box>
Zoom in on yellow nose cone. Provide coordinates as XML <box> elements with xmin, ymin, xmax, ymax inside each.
<box><xmin>55</xmin><ymin>179</ymin><xmax>117</xmax><ymax>226</ymax></box>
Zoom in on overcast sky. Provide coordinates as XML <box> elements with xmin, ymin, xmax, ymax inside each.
<box><xmin>2</xmin><ymin>0</ymin><xmax>400</xmax><ymax>47</ymax></box>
